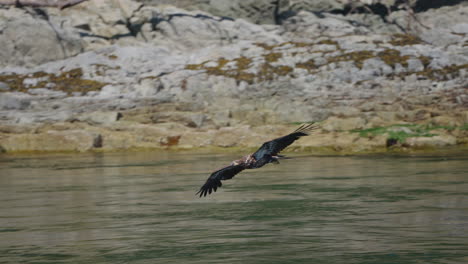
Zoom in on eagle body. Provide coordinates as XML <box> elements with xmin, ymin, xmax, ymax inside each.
<box><xmin>196</xmin><ymin>123</ymin><xmax>319</xmax><ymax>197</ymax></box>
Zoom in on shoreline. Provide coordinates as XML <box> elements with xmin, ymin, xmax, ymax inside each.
<box><xmin>1</xmin><ymin>122</ymin><xmax>467</xmax><ymax>156</ymax></box>
<box><xmin>2</xmin><ymin>145</ymin><xmax>467</xmax><ymax>157</ymax></box>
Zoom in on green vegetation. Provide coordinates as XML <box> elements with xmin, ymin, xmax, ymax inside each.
<box><xmin>351</xmin><ymin>123</ymin><xmax>467</xmax><ymax>144</ymax></box>
<box><xmin>351</xmin><ymin>124</ymin><xmax>435</xmax><ymax>143</ymax></box>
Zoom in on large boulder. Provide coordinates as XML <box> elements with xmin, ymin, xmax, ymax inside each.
<box><xmin>140</xmin><ymin>0</ymin><xmax>285</xmax><ymax>24</ymax></box>
<box><xmin>0</xmin><ymin>130</ymin><xmax>102</xmax><ymax>152</ymax></box>
<box><xmin>0</xmin><ymin>8</ymin><xmax>83</xmax><ymax>67</ymax></box>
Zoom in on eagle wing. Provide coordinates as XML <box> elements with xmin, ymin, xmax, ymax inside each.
<box><xmin>252</xmin><ymin>123</ymin><xmax>319</xmax><ymax>160</ymax></box>
<box><xmin>197</xmin><ymin>164</ymin><xmax>245</xmax><ymax>197</ymax></box>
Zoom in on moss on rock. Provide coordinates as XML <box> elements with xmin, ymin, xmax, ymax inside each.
<box><xmin>412</xmin><ymin>63</ymin><xmax>468</xmax><ymax>81</ymax></box>
<box><xmin>0</xmin><ymin>68</ymin><xmax>106</xmax><ymax>95</ymax></box>
<box><xmin>377</xmin><ymin>49</ymin><xmax>410</xmax><ymax>68</ymax></box>
<box><xmin>389</xmin><ymin>34</ymin><xmax>423</xmax><ymax>46</ymax></box>
<box><xmin>185</xmin><ymin>53</ymin><xmax>293</xmax><ymax>83</ymax></box>
<box><xmin>296</xmin><ymin>59</ymin><xmax>317</xmax><ymax>72</ymax></box>
<box><xmin>327</xmin><ymin>50</ymin><xmax>374</xmax><ymax>69</ymax></box>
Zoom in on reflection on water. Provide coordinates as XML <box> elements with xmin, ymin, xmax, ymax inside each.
<box><xmin>0</xmin><ymin>152</ymin><xmax>467</xmax><ymax>264</ymax></box>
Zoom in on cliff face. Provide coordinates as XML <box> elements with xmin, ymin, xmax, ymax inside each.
<box><xmin>0</xmin><ymin>0</ymin><xmax>467</xmax><ymax>153</ymax></box>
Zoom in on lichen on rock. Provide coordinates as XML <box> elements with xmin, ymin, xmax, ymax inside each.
<box><xmin>0</xmin><ymin>68</ymin><xmax>106</xmax><ymax>96</ymax></box>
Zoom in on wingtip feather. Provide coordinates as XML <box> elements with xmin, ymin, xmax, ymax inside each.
<box><xmin>294</xmin><ymin>122</ymin><xmax>320</xmax><ymax>135</ymax></box>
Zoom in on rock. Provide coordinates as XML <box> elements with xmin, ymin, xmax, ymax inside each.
<box><xmin>286</xmin><ymin>0</ymin><xmax>345</xmax><ymax>14</ymax></box>
<box><xmin>405</xmin><ymin>135</ymin><xmax>457</xmax><ymax>148</ymax></box>
<box><xmin>431</xmin><ymin>116</ymin><xmax>460</xmax><ymax>127</ymax></box>
<box><xmin>188</xmin><ymin>113</ymin><xmax>205</xmax><ymax>128</ymax></box>
<box><xmin>0</xmin><ymin>0</ymin><xmax>467</xmax><ymax>153</ymax></box>
<box><xmin>0</xmin><ymin>82</ymin><xmax>10</xmax><ymax>91</ymax></box>
<box><xmin>0</xmin><ymin>124</ymin><xmax>37</xmax><ymax>134</ymax></box>
<box><xmin>27</xmin><ymin>88</ymin><xmax>67</xmax><ymax>98</ymax></box>
<box><xmin>359</xmin><ymin>101</ymin><xmax>380</xmax><ymax>112</ymax></box>
<box><xmin>331</xmin><ymin>106</ymin><xmax>361</xmax><ymax>117</ymax></box>
<box><xmin>362</xmin><ymin>58</ymin><xmax>393</xmax><ymax>76</ymax></box>
<box><xmin>322</xmin><ymin>117</ymin><xmax>367</xmax><ymax>132</ymax></box>
<box><xmin>134</xmin><ymin>78</ymin><xmax>164</xmax><ymax>97</ymax></box>
<box><xmin>75</xmin><ymin>111</ymin><xmax>123</xmax><ymax>125</ymax></box>
<box><xmin>142</xmin><ymin>0</ymin><xmax>346</xmax><ymax>24</ymax></box>
<box><xmin>132</xmin><ymin>5</ymin><xmax>283</xmax><ymax>50</ymax></box>
<box><xmin>375</xmin><ymin>111</ymin><xmax>398</xmax><ymax>123</ymax></box>
<box><xmin>179</xmin><ymin>130</ymin><xmax>215</xmax><ymax>148</ymax></box>
<box><xmin>282</xmin><ymin>11</ymin><xmax>370</xmax><ymax>38</ymax></box>
<box><xmin>406</xmin><ymin>4</ymin><xmax>468</xmax><ymax>46</ymax></box>
<box><xmin>0</xmin><ymin>8</ymin><xmax>83</xmax><ymax>67</ymax></box>
<box><xmin>407</xmin><ymin>58</ymin><xmax>424</xmax><ymax>72</ymax></box>
<box><xmin>0</xmin><ymin>93</ymin><xmax>31</xmax><ymax>110</ymax></box>
<box><xmin>211</xmin><ymin>110</ymin><xmax>232</xmax><ymax>127</ymax></box>
<box><xmin>396</xmin><ymin>109</ymin><xmax>428</xmax><ymax>122</ymax></box>
<box><xmin>0</xmin><ymin>130</ymin><xmax>102</xmax><ymax>152</ymax></box>
<box><xmin>208</xmin><ymin>0</ymin><xmax>279</xmax><ymax>24</ymax></box>
<box><xmin>461</xmin><ymin>111</ymin><xmax>468</xmax><ymax>123</ymax></box>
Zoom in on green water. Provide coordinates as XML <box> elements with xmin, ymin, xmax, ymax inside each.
<box><xmin>0</xmin><ymin>152</ymin><xmax>467</xmax><ymax>264</ymax></box>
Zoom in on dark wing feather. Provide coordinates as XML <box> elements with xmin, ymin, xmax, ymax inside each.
<box><xmin>196</xmin><ymin>164</ymin><xmax>245</xmax><ymax>197</ymax></box>
<box><xmin>252</xmin><ymin>123</ymin><xmax>319</xmax><ymax>160</ymax></box>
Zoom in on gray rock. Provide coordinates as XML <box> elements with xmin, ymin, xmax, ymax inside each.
<box><xmin>286</xmin><ymin>0</ymin><xmax>345</xmax><ymax>14</ymax></box>
<box><xmin>0</xmin><ymin>82</ymin><xmax>10</xmax><ymax>91</ymax></box>
<box><xmin>282</xmin><ymin>11</ymin><xmax>370</xmax><ymax>38</ymax></box>
<box><xmin>403</xmin><ymin>4</ymin><xmax>468</xmax><ymax>47</ymax></box>
<box><xmin>332</xmin><ymin>106</ymin><xmax>361</xmax><ymax>117</ymax></box>
<box><xmin>405</xmin><ymin>135</ymin><xmax>457</xmax><ymax>147</ymax></box>
<box><xmin>362</xmin><ymin>58</ymin><xmax>393</xmax><ymax>76</ymax></box>
<box><xmin>211</xmin><ymin>110</ymin><xmax>231</xmax><ymax>127</ymax></box>
<box><xmin>188</xmin><ymin>113</ymin><xmax>205</xmax><ymax>128</ymax></box>
<box><xmin>0</xmin><ymin>0</ymin><xmax>467</xmax><ymax>132</ymax></box>
<box><xmin>407</xmin><ymin>58</ymin><xmax>424</xmax><ymax>72</ymax></box>
<box><xmin>134</xmin><ymin>79</ymin><xmax>164</xmax><ymax>97</ymax></box>
<box><xmin>0</xmin><ymin>93</ymin><xmax>31</xmax><ymax>110</ymax></box>
<box><xmin>208</xmin><ymin>0</ymin><xmax>280</xmax><ymax>24</ymax></box>
<box><xmin>322</xmin><ymin>117</ymin><xmax>367</xmax><ymax>132</ymax></box>
<box><xmin>138</xmin><ymin>6</ymin><xmax>283</xmax><ymax>49</ymax></box>
<box><xmin>27</xmin><ymin>89</ymin><xmax>67</xmax><ymax>98</ymax></box>
<box><xmin>0</xmin><ymin>8</ymin><xmax>83</xmax><ymax>67</ymax></box>
<box><xmin>0</xmin><ymin>130</ymin><xmax>102</xmax><ymax>152</ymax></box>
<box><xmin>75</xmin><ymin>111</ymin><xmax>122</xmax><ymax>125</ymax></box>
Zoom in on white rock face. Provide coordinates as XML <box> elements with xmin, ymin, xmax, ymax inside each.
<box><xmin>0</xmin><ymin>0</ymin><xmax>467</xmax><ymax>130</ymax></box>
<box><xmin>0</xmin><ymin>8</ymin><xmax>83</xmax><ymax>68</ymax></box>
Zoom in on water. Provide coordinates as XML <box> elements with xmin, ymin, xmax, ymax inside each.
<box><xmin>0</xmin><ymin>151</ymin><xmax>467</xmax><ymax>264</ymax></box>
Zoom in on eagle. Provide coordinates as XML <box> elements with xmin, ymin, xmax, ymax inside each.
<box><xmin>196</xmin><ymin>123</ymin><xmax>319</xmax><ymax>197</ymax></box>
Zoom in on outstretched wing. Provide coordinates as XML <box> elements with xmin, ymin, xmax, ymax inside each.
<box><xmin>252</xmin><ymin>123</ymin><xmax>319</xmax><ymax>160</ymax></box>
<box><xmin>197</xmin><ymin>164</ymin><xmax>245</xmax><ymax>197</ymax></box>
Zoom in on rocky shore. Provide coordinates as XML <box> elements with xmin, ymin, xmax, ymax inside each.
<box><xmin>0</xmin><ymin>0</ymin><xmax>467</xmax><ymax>154</ymax></box>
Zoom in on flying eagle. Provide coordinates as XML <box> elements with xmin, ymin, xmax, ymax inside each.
<box><xmin>196</xmin><ymin>123</ymin><xmax>319</xmax><ymax>197</ymax></box>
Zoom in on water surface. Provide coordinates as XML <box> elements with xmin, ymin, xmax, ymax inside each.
<box><xmin>1</xmin><ymin>152</ymin><xmax>467</xmax><ymax>264</ymax></box>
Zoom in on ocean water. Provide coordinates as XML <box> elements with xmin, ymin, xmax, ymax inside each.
<box><xmin>1</xmin><ymin>151</ymin><xmax>467</xmax><ymax>264</ymax></box>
